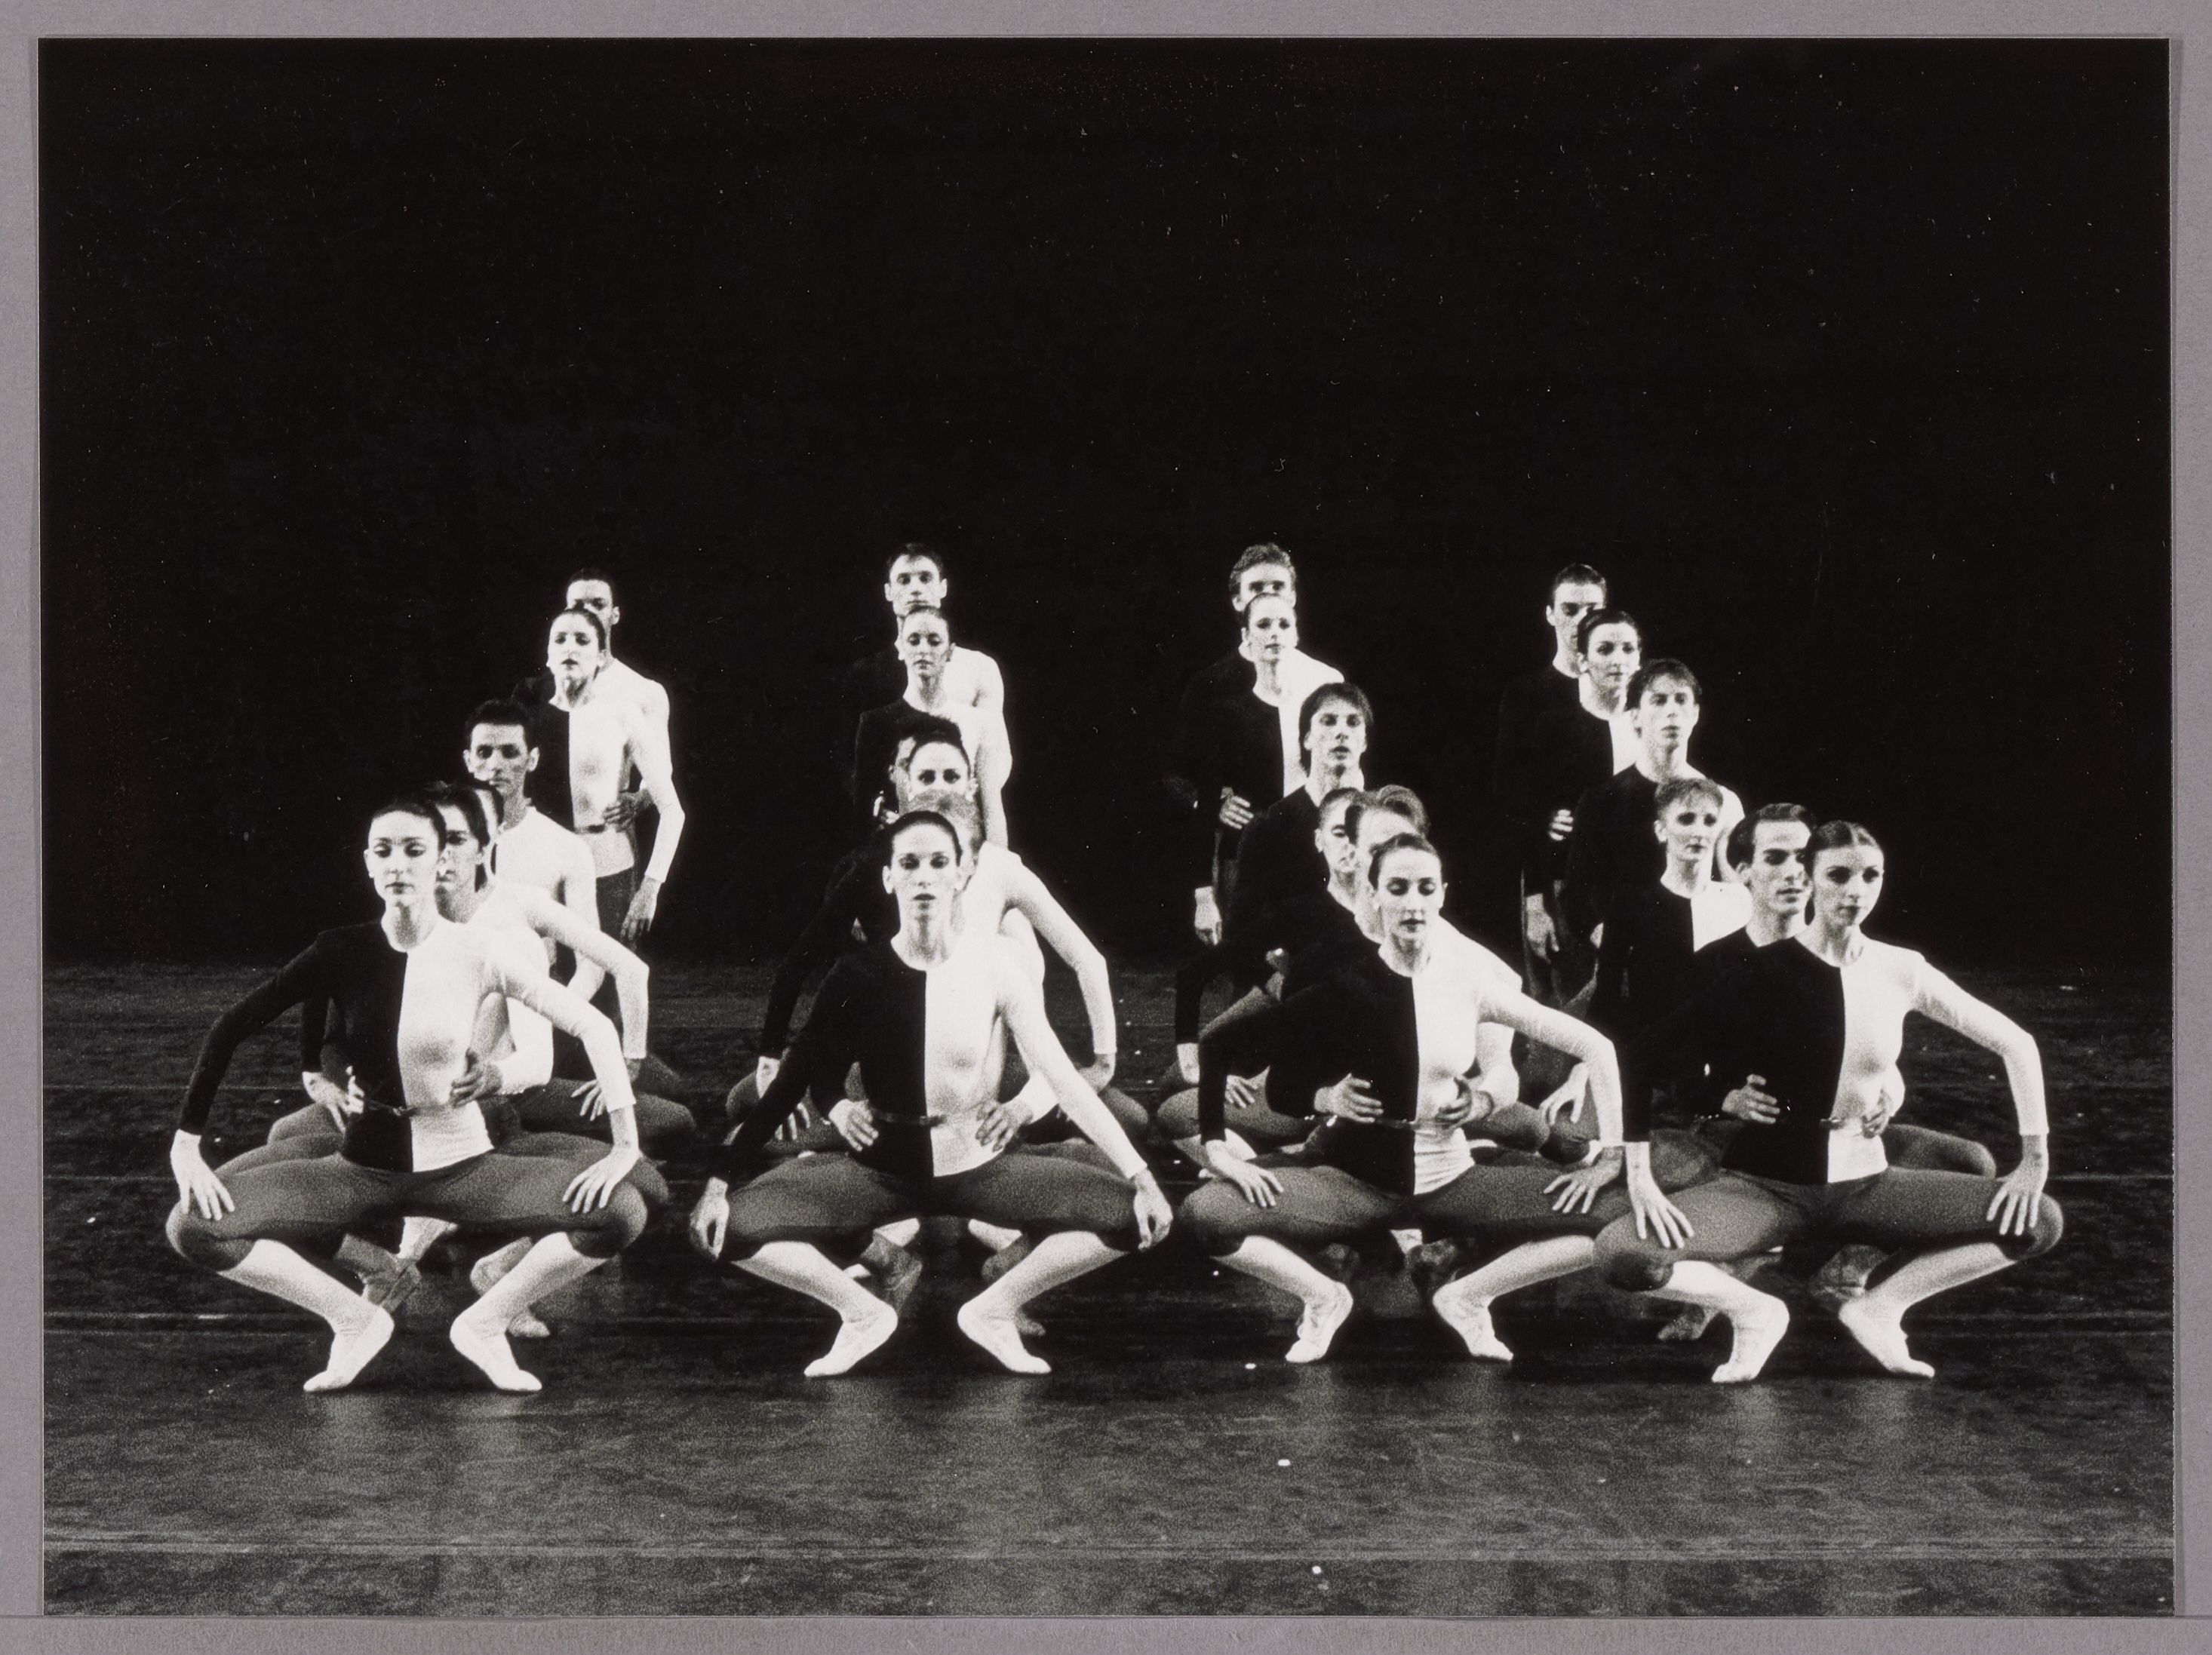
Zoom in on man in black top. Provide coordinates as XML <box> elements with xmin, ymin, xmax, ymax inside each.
<box><xmin>1559</xmin><ymin>658</ymin><xmax>1743</xmax><ymax>953</ymax></box>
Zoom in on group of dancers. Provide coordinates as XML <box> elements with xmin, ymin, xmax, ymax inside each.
<box><xmin>164</xmin><ymin>548</ymin><xmax>2062</xmax><ymax>1394</ymax></box>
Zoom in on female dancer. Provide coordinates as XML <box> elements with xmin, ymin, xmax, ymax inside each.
<box><xmin>164</xmin><ymin>794</ymin><xmax>648</xmax><ymax>1394</ymax></box>
<box><xmin>1588</xmin><ymin>821</ymin><xmax>2062</xmax><ymax>1382</ymax></box>
<box><xmin>692</xmin><ymin>812</ymin><xmax>1171</xmax><ymax>1379</ymax></box>
<box><xmin>1178</xmin><ymin>835</ymin><xmax>1683</xmax><ymax>1363</ymax></box>
<box><xmin>522</xmin><ymin>607</ymin><xmax>687</xmax><ymax>944</ymax></box>
<box><xmin>850</xmin><ymin>606</ymin><xmax>1011</xmax><ymax>845</ymax></box>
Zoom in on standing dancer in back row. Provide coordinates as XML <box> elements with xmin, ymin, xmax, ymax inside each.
<box><xmin>557</xmin><ymin>569</ymin><xmax>674</xmax><ymax>842</ymax></box>
<box><xmin>1561</xmin><ymin>659</ymin><xmax>1743</xmax><ymax>951</ymax></box>
<box><xmin>461</xmin><ymin>700</ymin><xmax>601</xmax><ymax>949</ymax></box>
<box><xmin>851</xmin><ymin>606</ymin><xmax>1012</xmax><ymax>846</ymax></box>
<box><xmin>693</xmin><ymin>811</ymin><xmax>1171</xmax><ymax>1378</ymax></box>
<box><xmin>1495</xmin><ymin>564</ymin><xmax>1610</xmax><ymax>1003</ymax></box>
<box><xmin>1163</xmin><ymin>544</ymin><xmax>1344</xmax><ymax>955</ymax></box>
<box><xmin>164</xmin><ymin>795</ymin><xmax>648</xmax><ymax>1394</ymax></box>
<box><xmin>516</xmin><ymin>607</ymin><xmax>687</xmax><ymax>946</ymax></box>
<box><xmin>1592</xmin><ymin>821</ymin><xmax>2062</xmax><ymax>1383</ymax></box>
<box><xmin>840</xmin><ymin>543</ymin><xmax>1009</xmax><ymax>791</ymax></box>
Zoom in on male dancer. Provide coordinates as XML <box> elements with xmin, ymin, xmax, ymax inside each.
<box><xmin>462</xmin><ymin>699</ymin><xmax>601</xmax><ymax>966</ymax></box>
<box><xmin>1511</xmin><ymin>606</ymin><xmax>1644</xmax><ymax>1008</ymax></box>
<box><xmin>1560</xmin><ymin>659</ymin><xmax>1744</xmax><ymax>949</ymax></box>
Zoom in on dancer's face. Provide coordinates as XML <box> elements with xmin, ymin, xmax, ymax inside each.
<box><xmin>1304</xmin><ymin>696</ymin><xmax>1368</xmax><ymax>772</ymax></box>
<box><xmin>1233</xmin><ymin>560</ymin><xmax>1294</xmax><ymax>613</ymax></box>
<box><xmin>883</xmin><ymin>820</ymin><xmax>966</xmax><ymax>921</ymax></box>
<box><xmin>364</xmin><ymin>810</ymin><xmax>441</xmax><ymax>904</ymax></box>
<box><xmin>1811</xmin><ymin>843</ymin><xmax>1885</xmax><ymax>931</ymax></box>
<box><xmin>1741</xmin><ymin>820</ymin><xmax>1813</xmax><ymax>920</ymax></box>
<box><xmin>1372</xmin><ymin>846</ymin><xmax>1445</xmax><ymax>945</ymax></box>
<box><xmin>432</xmin><ymin>803</ymin><xmax>484</xmax><ymax>901</ymax></box>
<box><xmin>1579</xmin><ymin>623</ymin><xmax>1641</xmax><ymax>698</ymax></box>
<box><xmin>1316</xmin><ymin>795</ymin><xmax>1357</xmax><ymax>877</ymax></box>
<box><xmin>1654</xmin><ymin>793</ymin><xmax>1725</xmax><ymax>867</ymax></box>
<box><xmin>548</xmin><ymin>614</ymin><xmax>605</xmax><ymax>683</ymax></box>
<box><xmin>896</xmin><ymin>738</ymin><xmax>973</xmax><ymax>805</ymax></box>
<box><xmin>1243</xmin><ymin>595</ymin><xmax>1297</xmax><ymax>665</ymax></box>
<box><xmin>565</xmin><ymin>579</ymin><xmax>619</xmax><ymax>635</ymax></box>
<box><xmin>897</xmin><ymin>612</ymin><xmax>952</xmax><ymax>677</ymax></box>
<box><xmin>885</xmin><ymin>554</ymin><xmax>947</xmax><ymax>616</ymax></box>
<box><xmin>1632</xmin><ymin>675</ymin><xmax>1699</xmax><ymax>757</ymax></box>
<box><xmin>465</xmin><ymin>722</ymin><xmax>535</xmax><ymax>801</ymax></box>
<box><xmin>1547</xmin><ymin>581</ymin><xmax>1605</xmax><ymax>657</ymax></box>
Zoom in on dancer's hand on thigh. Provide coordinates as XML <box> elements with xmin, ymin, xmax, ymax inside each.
<box><xmin>1627</xmin><ymin>1163</ymin><xmax>1694</xmax><ymax>1249</ymax></box>
<box><xmin>1546</xmin><ymin>1147</ymin><xmax>1622</xmax><ymax>1214</ymax></box>
<box><xmin>565</xmin><ymin>1145</ymin><xmax>641</xmax><ymax>1212</ymax></box>
<box><xmin>169</xmin><ymin>1131</ymin><xmax>235</xmax><ymax>1221</ymax></box>
<box><xmin>1131</xmin><ymin>1174</ymin><xmax>1174</xmax><ymax>1248</ymax></box>
<box><xmin>1208</xmin><ymin>1148</ymin><xmax>1284</xmax><ymax>1208</ymax></box>
<box><xmin>1987</xmin><ymin>1152</ymin><xmax>2051</xmax><ymax>1238</ymax></box>
<box><xmin>1722</xmin><ymin>1075</ymin><xmax>1779</xmax><ymax>1125</ymax></box>
<box><xmin>829</xmin><ymin>1099</ymin><xmax>878</xmax><ymax>1150</ymax></box>
<box><xmin>690</xmin><ymin>1180</ymin><xmax>730</xmax><ymax>1259</ymax></box>
<box><xmin>446</xmin><ymin>1050</ymin><xmax>505</xmax><ymax>1106</ymax></box>
<box><xmin>1224</xmin><ymin>1073</ymin><xmax>1261</xmax><ymax>1111</ymax></box>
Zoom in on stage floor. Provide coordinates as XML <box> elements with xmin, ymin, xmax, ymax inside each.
<box><xmin>43</xmin><ymin>962</ymin><xmax>2174</xmax><ymax>1617</ymax></box>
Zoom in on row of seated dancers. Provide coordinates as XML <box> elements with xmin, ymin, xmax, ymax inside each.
<box><xmin>163</xmin><ymin>711</ymin><xmax>2059</xmax><ymax>1393</ymax></box>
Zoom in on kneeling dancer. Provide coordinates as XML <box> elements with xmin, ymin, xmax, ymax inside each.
<box><xmin>690</xmin><ymin>810</ymin><xmax>1171</xmax><ymax>1377</ymax></box>
<box><xmin>164</xmin><ymin>794</ymin><xmax>649</xmax><ymax>1394</ymax></box>
<box><xmin>1590</xmin><ymin>820</ymin><xmax>2062</xmax><ymax>1383</ymax></box>
<box><xmin>1178</xmin><ymin>833</ymin><xmax>1683</xmax><ymax>1364</ymax></box>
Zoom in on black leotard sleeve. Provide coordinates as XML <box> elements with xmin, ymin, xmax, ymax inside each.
<box><xmin>758</xmin><ymin>841</ymin><xmax>886</xmax><ymax>1054</ymax></box>
<box><xmin>1195</xmin><ymin>996</ymin><xmax>1294</xmax><ymax>1145</ymax></box>
<box><xmin>181</xmin><ymin>937</ymin><xmax>336</xmax><ymax>1133</ymax></box>
<box><xmin>716</xmin><ymin>956</ymin><xmax>865</xmax><ymax>1181</ymax></box>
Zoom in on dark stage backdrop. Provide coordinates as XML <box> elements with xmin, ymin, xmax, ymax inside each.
<box><xmin>41</xmin><ymin>39</ymin><xmax>2168</xmax><ymax>973</ymax></box>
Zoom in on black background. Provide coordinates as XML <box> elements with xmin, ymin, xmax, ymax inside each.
<box><xmin>40</xmin><ymin>39</ymin><xmax>2169</xmax><ymax>969</ymax></box>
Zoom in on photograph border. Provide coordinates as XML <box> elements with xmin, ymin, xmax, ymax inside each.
<box><xmin>2</xmin><ymin>2</ymin><xmax>2201</xmax><ymax>1649</ymax></box>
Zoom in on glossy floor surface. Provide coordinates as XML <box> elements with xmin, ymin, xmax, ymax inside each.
<box><xmin>45</xmin><ymin>963</ymin><xmax>2173</xmax><ymax>1617</ymax></box>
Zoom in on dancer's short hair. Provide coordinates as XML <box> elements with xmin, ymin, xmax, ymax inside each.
<box><xmin>1298</xmin><ymin>681</ymin><xmax>1374</xmax><ymax>748</ymax></box>
<box><xmin>566</xmin><ymin>566</ymin><xmax>617</xmax><ymax>600</ymax></box>
<box><xmin>1627</xmin><ymin>658</ymin><xmax>1702</xmax><ymax>709</ymax></box>
<box><xmin>1318</xmin><ymin>785</ymin><xmax>1365</xmax><ymax>820</ymax></box>
<box><xmin>1228</xmin><ymin>542</ymin><xmax>1296</xmax><ymax>598</ymax></box>
<box><xmin>1550</xmin><ymin>563</ymin><xmax>1607</xmax><ymax>600</ymax></box>
<box><xmin>884</xmin><ymin>542</ymin><xmax>947</xmax><ymax>582</ymax></box>
<box><xmin>1576</xmin><ymin>606</ymin><xmax>1641</xmax><ymax>657</ymax></box>
<box><xmin>465</xmin><ymin>698</ymin><xmax>532</xmax><ymax>742</ymax></box>
<box><xmin>425</xmin><ymin>779</ymin><xmax>491</xmax><ymax>847</ymax></box>
<box><xmin>1725</xmin><ymin>803</ymin><xmax>1818</xmax><ymax>871</ymax></box>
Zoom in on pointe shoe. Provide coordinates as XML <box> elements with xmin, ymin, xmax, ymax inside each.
<box><xmin>1836</xmin><ymin>1299</ymin><xmax>1937</xmax><ymax>1379</ymax></box>
<box><xmin>804</xmin><ymin>1303</ymin><xmax>899</xmax><ymax>1379</ymax></box>
<box><xmin>303</xmin><ymin>1305</ymin><xmax>395</xmax><ymax>1393</ymax></box>
<box><xmin>470</xmin><ymin>1244</ymin><xmax>552</xmax><ymax>1340</ymax></box>
<box><xmin>1710</xmin><ymin>1297</ymin><xmax>1790</xmax><ymax>1385</ymax></box>
<box><xmin>449</xmin><ymin>1309</ymin><xmax>542</xmax><ymax>1393</ymax></box>
<box><xmin>1430</xmin><ymin>1279</ymin><xmax>1515</xmax><ymax>1363</ymax></box>
<box><xmin>1286</xmin><ymin>1283</ymin><xmax>1356</xmax><ymax>1365</ymax></box>
<box><xmin>1657</xmin><ymin>1305</ymin><xmax>1716</xmax><ymax>1342</ymax></box>
<box><xmin>1808</xmin><ymin>1244</ymin><xmax>1889</xmax><ymax>1313</ymax></box>
<box><xmin>957</xmin><ymin>1297</ymin><xmax>1051</xmax><ymax>1374</ymax></box>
